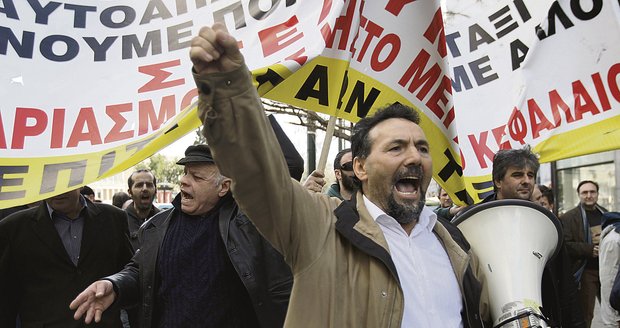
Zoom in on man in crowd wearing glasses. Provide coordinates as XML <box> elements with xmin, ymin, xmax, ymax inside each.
<box><xmin>325</xmin><ymin>148</ymin><xmax>356</xmax><ymax>201</ymax></box>
<box><xmin>304</xmin><ymin>149</ymin><xmax>356</xmax><ymax>201</ymax></box>
<box><xmin>561</xmin><ymin>180</ymin><xmax>608</xmax><ymax>327</ymax></box>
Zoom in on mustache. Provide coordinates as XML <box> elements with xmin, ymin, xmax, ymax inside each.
<box><xmin>393</xmin><ymin>166</ymin><xmax>423</xmax><ymax>182</ymax></box>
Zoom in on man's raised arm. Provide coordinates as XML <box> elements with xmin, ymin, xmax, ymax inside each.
<box><xmin>190</xmin><ymin>24</ymin><xmax>336</xmax><ymax>270</ymax></box>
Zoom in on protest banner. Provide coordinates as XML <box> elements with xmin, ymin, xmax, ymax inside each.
<box><xmin>442</xmin><ymin>0</ymin><xmax>620</xmax><ymax>202</ymax></box>
<box><xmin>0</xmin><ymin>0</ymin><xmax>338</xmax><ymax>207</ymax></box>
<box><xmin>1</xmin><ymin>0</ymin><xmax>619</xmax><ymax>208</ymax></box>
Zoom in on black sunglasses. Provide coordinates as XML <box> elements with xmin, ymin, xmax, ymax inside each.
<box><xmin>340</xmin><ymin>161</ymin><xmax>353</xmax><ymax>171</ymax></box>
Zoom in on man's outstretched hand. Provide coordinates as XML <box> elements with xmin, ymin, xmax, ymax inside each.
<box><xmin>69</xmin><ymin>280</ymin><xmax>116</xmax><ymax>324</ymax></box>
<box><xmin>190</xmin><ymin>23</ymin><xmax>244</xmax><ymax>76</ymax></box>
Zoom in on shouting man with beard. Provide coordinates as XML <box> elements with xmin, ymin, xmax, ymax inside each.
<box><xmin>125</xmin><ymin>169</ymin><xmax>160</xmax><ymax>251</ymax></box>
<box><xmin>160</xmin><ymin>23</ymin><xmax>490</xmax><ymax>327</ymax></box>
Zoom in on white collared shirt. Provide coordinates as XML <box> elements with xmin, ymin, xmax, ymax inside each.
<box><xmin>364</xmin><ymin>196</ymin><xmax>464</xmax><ymax>328</ymax></box>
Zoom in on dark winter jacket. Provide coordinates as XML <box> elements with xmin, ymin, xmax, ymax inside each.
<box><xmin>105</xmin><ymin>195</ymin><xmax>292</xmax><ymax>328</ymax></box>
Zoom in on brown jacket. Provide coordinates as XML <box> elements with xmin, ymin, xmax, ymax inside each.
<box><xmin>195</xmin><ymin>65</ymin><xmax>489</xmax><ymax>327</ymax></box>
<box><xmin>560</xmin><ymin>204</ymin><xmax>607</xmax><ymax>275</ymax></box>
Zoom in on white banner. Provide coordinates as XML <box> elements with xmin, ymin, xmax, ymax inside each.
<box><xmin>1</xmin><ymin>0</ymin><xmax>619</xmax><ymax>208</ymax></box>
<box><xmin>443</xmin><ymin>0</ymin><xmax>620</xmax><ymax>201</ymax></box>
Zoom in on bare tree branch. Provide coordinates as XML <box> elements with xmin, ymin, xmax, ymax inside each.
<box><xmin>262</xmin><ymin>99</ymin><xmax>352</xmax><ymax>141</ymax></box>
<box><xmin>193</xmin><ymin>99</ymin><xmax>353</xmax><ymax>145</ymax></box>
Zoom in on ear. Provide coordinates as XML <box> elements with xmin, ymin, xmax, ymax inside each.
<box><xmin>127</xmin><ymin>188</ymin><xmax>133</xmax><ymax>196</ymax></box>
<box><xmin>218</xmin><ymin>178</ymin><xmax>232</xmax><ymax>196</ymax></box>
<box><xmin>334</xmin><ymin>169</ymin><xmax>342</xmax><ymax>180</ymax></box>
<box><xmin>494</xmin><ymin>178</ymin><xmax>502</xmax><ymax>191</ymax></box>
<box><xmin>353</xmin><ymin>157</ymin><xmax>367</xmax><ymax>183</ymax></box>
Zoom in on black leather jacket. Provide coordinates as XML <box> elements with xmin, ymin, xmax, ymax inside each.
<box><xmin>105</xmin><ymin>194</ymin><xmax>293</xmax><ymax>328</ymax></box>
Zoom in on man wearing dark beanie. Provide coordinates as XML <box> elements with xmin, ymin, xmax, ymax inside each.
<box><xmin>70</xmin><ymin>144</ymin><xmax>296</xmax><ymax>328</ymax></box>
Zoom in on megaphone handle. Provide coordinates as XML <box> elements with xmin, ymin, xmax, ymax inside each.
<box><xmin>493</xmin><ymin>310</ymin><xmax>551</xmax><ymax>328</ymax></box>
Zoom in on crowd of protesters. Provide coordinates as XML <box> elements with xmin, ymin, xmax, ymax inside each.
<box><xmin>1</xmin><ymin>23</ymin><xmax>620</xmax><ymax>328</ymax></box>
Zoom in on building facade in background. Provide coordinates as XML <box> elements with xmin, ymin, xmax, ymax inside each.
<box><xmin>554</xmin><ymin>150</ymin><xmax>619</xmax><ymax>215</ymax></box>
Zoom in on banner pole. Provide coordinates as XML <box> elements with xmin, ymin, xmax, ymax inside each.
<box><xmin>317</xmin><ymin>115</ymin><xmax>337</xmax><ymax>172</ymax></box>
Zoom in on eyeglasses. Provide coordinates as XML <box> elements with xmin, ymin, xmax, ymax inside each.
<box><xmin>340</xmin><ymin>161</ymin><xmax>353</xmax><ymax>171</ymax></box>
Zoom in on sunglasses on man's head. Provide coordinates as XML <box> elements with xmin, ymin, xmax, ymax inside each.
<box><xmin>340</xmin><ymin>162</ymin><xmax>353</xmax><ymax>171</ymax></box>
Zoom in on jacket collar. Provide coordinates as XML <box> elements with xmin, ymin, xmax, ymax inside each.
<box><xmin>126</xmin><ymin>201</ymin><xmax>160</xmax><ymax>220</ymax></box>
<box><xmin>31</xmin><ymin>200</ymin><xmax>106</xmax><ymax>266</ymax></box>
<box><xmin>578</xmin><ymin>203</ymin><xmax>606</xmax><ymax>244</ymax></box>
<box><xmin>333</xmin><ymin>192</ymin><xmax>472</xmax><ymax>287</ymax></box>
<box><xmin>334</xmin><ymin>192</ymin><xmax>400</xmax><ymax>284</ymax></box>
<box><xmin>44</xmin><ymin>194</ymin><xmax>88</xmax><ymax>220</ymax></box>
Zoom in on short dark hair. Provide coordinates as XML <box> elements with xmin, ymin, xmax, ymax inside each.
<box><xmin>492</xmin><ymin>145</ymin><xmax>540</xmax><ymax>191</ymax></box>
<box><xmin>333</xmin><ymin>148</ymin><xmax>352</xmax><ymax>170</ymax></box>
<box><xmin>112</xmin><ymin>191</ymin><xmax>131</xmax><ymax>208</ymax></box>
<box><xmin>577</xmin><ymin>180</ymin><xmax>599</xmax><ymax>193</ymax></box>
<box><xmin>80</xmin><ymin>185</ymin><xmax>94</xmax><ymax>196</ymax></box>
<box><xmin>128</xmin><ymin>169</ymin><xmax>157</xmax><ymax>189</ymax></box>
<box><xmin>539</xmin><ymin>184</ymin><xmax>554</xmax><ymax>204</ymax></box>
<box><xmin>351</xmin><ymin>103</ymin><xmax>420</xmax><ymax>161</ymax></box>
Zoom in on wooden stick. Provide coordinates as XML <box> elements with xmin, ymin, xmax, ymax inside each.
<box><xmin>317</xmin><ymin>115</ymin><xmax>337</xmax><ymax>172</ymax></box>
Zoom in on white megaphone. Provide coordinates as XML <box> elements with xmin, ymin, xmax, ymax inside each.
<box><xmin>453</xmin><ymin>199</ymin><xmax>562</xmax><ymax>328</ymax></box>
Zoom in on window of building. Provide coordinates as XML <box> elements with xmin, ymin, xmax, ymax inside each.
<box><xmin>556</xmin><ymin>151</ymin><xmax>616</xmax><ymax>214</ymax></box>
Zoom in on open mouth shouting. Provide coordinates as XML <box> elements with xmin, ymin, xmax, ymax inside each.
<box><xmin>138</xmin><ymin>193</ymin><xmax>152</xmax><ymax>203</ymax></box>
<box><xmin>385</xmin><ymin>167</ymin><xmax>426</xmax><ymax>225</ymax></box>
<box><xmin>394</xmin><ymin>177</ymin><xmax>420</xmax><ymax>197</ymax></box>
<box><xmin>181</xmin><ymin>190</ymin><xmax>193</xmax><ymax>203</ymax></box>
<box><xmin>392</xmin><ymin>167</ymin><xmax>423</xmax><ymax>201</ymax></box>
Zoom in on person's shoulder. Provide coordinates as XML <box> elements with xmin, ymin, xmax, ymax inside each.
<box><xmin>142</xmin><ymin>207</ymin><xmax>174</xmax><ymax>229</ymax></box>
<box><xmin>325</xmin><ymin>184</ymin><xmax>342</xmax><ymax>198</ymax></box>
<box><xmin>0</xmin><ymin>206</ymin><xmax>39</xmax><ymax>227</ymax></box>
<box><xmin>89</xmin><ymin>202</ymin><xmax>129</xmax><ymax>227</ymax></box>
<box><xmin>560</xmin><ymin>206</ymin><xmax>580</xmax><ymax>219</ymax></box>
<box><xmin>602</xmin><ymin>226</ymin><xmax>620</xmax><ymax>242</ymax></box>
<box><xmin>92</xmin><ymin>201</ymin><xmax>126</xmax><ymax>215</ymax></box>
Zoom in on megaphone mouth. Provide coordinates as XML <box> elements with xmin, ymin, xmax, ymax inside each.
<box><xmin>455</xmin><ymin>199</ymin><xmax>562</xmax><ymax>328</ymax></box>
<box><xmin>454</xmin><ymin>199</ymin><xmax>563</xmax><ymax>261</ymax></box>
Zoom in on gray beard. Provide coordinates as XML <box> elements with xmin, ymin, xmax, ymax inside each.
<box><xmin>386</xmin><ymin>193</ymin><xmax>425</xmax><ymax>225</ymax></box>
